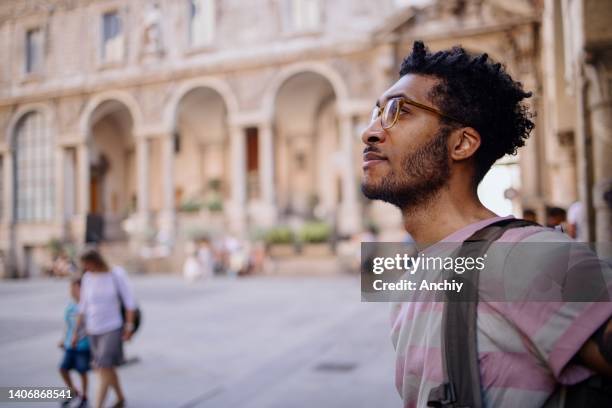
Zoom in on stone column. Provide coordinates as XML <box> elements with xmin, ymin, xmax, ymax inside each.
<box><xmin>338</xmin><ymin>113</ymin><xmax>361</xmax><ymax>235</ymax></box>
<box><xmin>54</xmin><ymin>146</ymin><xmax>66</xmax><ymax>238</ymax></box>
<box><xmin>585</xmin><ymin>64</ymin><xmax>612</xmax><ymax>243</ymax></box>
<box><xmin>136</xmin><ymin>137</ymin><xmax>151</xmax><ymax>239</ymax></box>
<box><xmin>74</xmin><ymin>142</ymin><xmax>90</xmax><ymax>244</ymax></box>
<box><xmin>519</xmin><ymin>74</ymin><xmax>547</xmax><ymax>220</ymax></box>
<box><xmin>77</xmin><ymin>143</ymin><xmax>90</xmax><ymax>217</ymax></box>
<box><xmin>63</xmin><ymin>147</ymin><xmax>77</xmax><ymax>220</ymax></box>
<box><xmin>2</xmin><ymin>151</ymin><xmax>12</xmax><ymax>225</ymax></box>
<box><xmin>574</xmin><ymin>62</ymin><xmax>596</xmax><ymax>242</ymax></box>
<box><xmin>157</xmin><ymin>133</ymin><xmax>176</xmax><ymax>246</ymax></box>
<box><xmin>257</xmin><ymin>121</ymin><xmax>277</xmax><ymax>226</ymax></box>
<box><xmin>229</xmin><ymin>125</ymin><xmax>247</xmax><ymax>236</ymax></box>
<box><xmin>3</xmin><ymin>149</ymin><xmax>19</xmax><ymax>279</ymax></box>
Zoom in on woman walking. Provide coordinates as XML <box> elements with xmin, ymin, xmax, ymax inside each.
<box><xmin>72</xmin><ymin>249</ymin><xmax>137</xmax><ymax>408</ymax></box>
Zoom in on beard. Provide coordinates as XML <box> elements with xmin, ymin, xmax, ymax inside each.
<box><xmin>361</xmin><ymin>126</ymin><xmax>451</xmax><ymax>211</ymax></box>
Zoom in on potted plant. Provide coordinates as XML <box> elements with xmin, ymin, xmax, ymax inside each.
<box><xmin>265</xmin><ymin>225</ymin><xmax>296</xmax><ymax>257</ymax></box>
<box><xmin>298</xmin><ymin>221</ymin><xmax>333</xmax><ymax>257</ymax></box>
<box><xmin>178</xmin><ymin>199</ymin><xmax>204</xmax><ymax>213</ymax></box>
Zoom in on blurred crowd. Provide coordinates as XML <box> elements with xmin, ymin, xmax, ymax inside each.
<box><xmin>523</xmin><ymin>200</ymin><xmax>586</xmax><ymax>241</ymax></box>
<box><xmin>181</xmin><ymin>235</ymin><xmax>267</xmax><ymax>281</ymax></box>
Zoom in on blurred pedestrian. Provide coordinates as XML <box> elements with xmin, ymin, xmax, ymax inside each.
<box><xmin>196</xmin><ymin>238</ymin><xmax>214</xmax><ymax>279</ymax></box>
<box><xmin>567</xmin><ymin>201</ymin><xmax>586</xmax><ymax>241</ymax></box>
<box><xmin>51</xmin><ymin>252</ymin><xmax>77</xmax><ymax>278</ymax></box>
<box><xmin>522</xmin><ymin>208</ymin><xmax>537</xmax><ymax>223</ymax></box>
<box><xmin>183</xmin><ymin>240</ymin><xmax>202</xmax><ymax>282</ymax></box>
<box><xmin>58</xmin><ymin>278</ymin><xmax>90</xmax><ymax>408</ymax></box>
<box><xmin>545</xmin><ymin>206</ymin><xmax>567</xmax><ymax>229</ymax></box>
<box><xmin>225</xmin><ymin>235</ymin><xmax>248</xmax><ymax>276</ymax></box>
<box><xmin>249</xmin><ymin>240</ymin><xmax>267</xmax><ymax>274</ymax></box>
<box><xmin>72</xmin><ymin>249</ymin><xmax>137</xmax><ymax>408</ymax></box>
<box><xmin>182</xmin><ymin>238</ymin><xmax>214</xmax><ymax>282</ymax></box>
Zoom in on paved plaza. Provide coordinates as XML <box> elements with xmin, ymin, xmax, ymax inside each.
<box><xmin>0</xmin><ymin>274</ymin><xmax>400</xmax><ymax>408</ymax></box>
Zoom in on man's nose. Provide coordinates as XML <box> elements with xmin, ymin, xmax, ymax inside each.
<box><xmin>361</xmin><ymin>121</ymin><xmax>387</xmax><ymax>145</ymax></box>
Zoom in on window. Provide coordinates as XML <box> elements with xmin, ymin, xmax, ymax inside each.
<box><xmin>287</xmin><ymin>0</ymin><xmax>321</xmax><ymax>33</ymax></box>
<box><xmin>13</xmin><ymin>112</ymin><xmax>55</xmax><ymax>222</ymax></box>
<box><xmin>101</xmin><ymin>11</ymin><xmax>124</xmax><ymax>63</ymax></box>
<box><xmin>189</xmin><ymin>0</ymin><xmax>215</xmax><ymax>48</ymax></box>
<box><xmin>25</xmin><ymin>28</ymin><xmax>43</xmax><ymax>74</ymax></box>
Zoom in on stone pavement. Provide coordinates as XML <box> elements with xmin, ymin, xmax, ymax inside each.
<box><xmin>0</xmin><ymin>275</ymin><xmax>401</xmax><ymax>408</ymax></box>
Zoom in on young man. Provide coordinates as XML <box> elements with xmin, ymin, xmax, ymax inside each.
<box><xmin>361</xmin><ymin>41</ymin><xmax>612</xmax><ymax>407</ymax></box>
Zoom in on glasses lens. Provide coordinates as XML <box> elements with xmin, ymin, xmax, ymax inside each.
<box><xmin>382</xmin><ymin>98</ymin><xmax>400</xmax><ymax>129</ymax></box>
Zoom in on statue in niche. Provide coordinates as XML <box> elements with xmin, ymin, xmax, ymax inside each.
<box><xmin>142</xmin><ymin>1</ymin><xmax>163</xmax><ymax>56</ymax></box>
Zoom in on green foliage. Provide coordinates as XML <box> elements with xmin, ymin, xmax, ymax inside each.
<box><xmin>207</xmin><ymin>178</ymin><xmax>222</xmax><ymax>192</ymax></box>
<box><xmin>249</xmin><ymin>226</ymin><xmax>268</xmax><ymax>242</ymax></box>
<box><xmin>46</xmin><ymin>238</ymin><xmax>77</xmax><ymax>260</ymax></box>
<box><xmin>298</xmin><ymin>221</ymin><xmax>331</xmax><ymax>244</ymax></box>
<box><xmin>179</xmin><ymin>199</ymin><xmax>204</xmax><ymax>213</ymax></box>
<box><xmin>265</xmin><ymin>225</ymin><xmax>295</xmax><ymax>245</ymax></box>
<box><xmin>47</xmin><ymin>238</ymin><xmax>64</xmax><ymax>257</ymax></box>
<box><xmin>206</xmin><ymin>194</ymin><xmax>224</xmax><ymax>213</ymax></box>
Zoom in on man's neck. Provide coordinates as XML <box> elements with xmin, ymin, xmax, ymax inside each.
<box><xmin>401</xmin><ymin>188</ymin><xmax>497</xmax><ymax>246</ymax></box>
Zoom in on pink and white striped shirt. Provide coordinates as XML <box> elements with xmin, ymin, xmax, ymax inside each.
<box><xmin>391</xmin><ymin>216</ymin><xmax>612</xmax><ymax>407</ymax></box>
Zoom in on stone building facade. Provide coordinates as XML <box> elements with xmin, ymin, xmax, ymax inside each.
<box><xmin>540</xmin><ymin>0</ymin><xmax>612</xmax><ymax>242</ymax></box>
<box><xmin>0</xmin><ymin>0</ymin><xmax>609</xmax><ymax>277</ymax></box>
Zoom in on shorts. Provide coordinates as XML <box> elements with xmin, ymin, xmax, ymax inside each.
<box><xmin>89</xmin><ymin>328</ymin><xmax>124</xmax><ymax>368</ymax></box>
<box><xmin>60</xmin><ymin>349</ymin><xmax>91</xmax><ymax>373</ymax></box>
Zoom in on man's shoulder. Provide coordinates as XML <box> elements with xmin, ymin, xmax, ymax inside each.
<box><xmin>498</xmin><ymin>227</ymin><xmax>576</xmax><ymax>263</ymax></box>
<box><xmin>497</xmin><ymin>224</ymin><xmax>568</xmax><ymax>244</ymax></box>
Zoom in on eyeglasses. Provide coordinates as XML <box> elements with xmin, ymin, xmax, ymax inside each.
<box><xmin>370</xmin><ymin>96</ymin><xmax>463</xmax><ymax>130</ymax></box>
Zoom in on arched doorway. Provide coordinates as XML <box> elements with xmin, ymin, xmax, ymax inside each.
<box><xmin>173</xmin><ymin>87</ymin><xmax>230</xmax><ymax>230</ymax></box>
<box><xmin>273</xmin><ymin>71</ymin><xmax>342</xmax><ymax>222</ymax></box>
<box><xmin>86</xmin><ymin>100</ymin><xmax>136</xmax><ymax>242</ymax></box>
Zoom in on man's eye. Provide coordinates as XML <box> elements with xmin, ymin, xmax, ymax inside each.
<box><xmin>400</xmin><ymin>108</ymin><xmax>411</xmax><ymax>114</ymax></box>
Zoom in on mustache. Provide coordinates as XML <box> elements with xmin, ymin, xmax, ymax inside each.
<box><xmin>363</xmin><ymin>146</ymin><xmax>383</xmax><ymax>155</ymax></box>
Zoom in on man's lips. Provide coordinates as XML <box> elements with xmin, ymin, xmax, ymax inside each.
<box><xmin>362</xmin><ymin>152</ymin><xmax>388</xmax><ymax>169</ymax></box>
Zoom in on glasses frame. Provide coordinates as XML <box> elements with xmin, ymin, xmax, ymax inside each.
<box><xmin>372</xmin><ymin>97</ymin><xmax>463</xmax><ymax>130</ymax></box>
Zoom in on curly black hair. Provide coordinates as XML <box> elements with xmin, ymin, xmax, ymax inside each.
<box><xmin>399</xmin><ymin>41</ymin><xmax>535</xmax><ymax>183</ymax></box>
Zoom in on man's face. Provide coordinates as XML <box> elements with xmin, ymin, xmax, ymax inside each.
<box><xmin>361</xmin><ymin>74</ymin><xmax>452</xmax><ymax>209</ymax></box>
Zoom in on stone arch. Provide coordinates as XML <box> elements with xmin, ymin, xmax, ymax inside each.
<box><xmin>164</xmin><ymin>79</ymin><xmax>234</xmax><ymax>215</ymax></box>
<box><xmin>80</xmin><ymin>90</ymin><xmax>143</xmax><ymax>139</ymax></box>
<box><xmin>82</xmin><ymin>93</ymin><xmax>141</xmax><ymax>240</ymax></box>
<box><xmin>6</xmin><ymin>102</ymin><xmax>55</xmax><ymax>149</ymax></box>
<box><xmin>164</xmin><ymin>77</ymin><xmax>238</xmax><ymax>133</ymax></box>
<box><xmin>262</xmin><ymin>62</ymin><xmax>349</xmax><ymax>120</ymax></box>
<box><xmin>271</xmin><ymin>66</ymin><xmax>345</xmax><ymax>219</ymax></box>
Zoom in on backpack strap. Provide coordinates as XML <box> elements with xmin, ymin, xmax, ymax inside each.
<box><xmin>427</xmin><ymin>218</ymin><xmax>540</xmax><ymax>408</ymax></box>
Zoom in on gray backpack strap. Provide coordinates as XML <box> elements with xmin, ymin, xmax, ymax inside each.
<box><xmin>428</xmin><ymin>219</ymin><xmax>539</xmax><ymax>408</ymax></box>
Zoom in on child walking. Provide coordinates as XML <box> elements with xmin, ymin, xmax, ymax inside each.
<box><xmin>59</xmin><ymin>278</ymin><xmax>90</xmax><ymax>408</ymax></box>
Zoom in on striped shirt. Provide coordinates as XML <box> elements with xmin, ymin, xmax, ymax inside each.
<box><xmin>390</xmin><ymin>216</ymin><xmax>612</xmax><ymax>407</ymax></box>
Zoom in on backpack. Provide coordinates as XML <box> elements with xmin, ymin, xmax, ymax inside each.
<box><xmin>426</xmin><ymin>218</ymin><xmax>612</xmax><ymax>408</ymax></box>
<box><xmin>110</xmin><ymin>269</ymin><xmax>142</xmax><ymax>334</ymax></box>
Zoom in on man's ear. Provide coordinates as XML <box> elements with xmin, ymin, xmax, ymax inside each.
<box><xmin>449</xmin><ymin>127</ymin><xmax>481</xmax><ymax>161</ymax></box>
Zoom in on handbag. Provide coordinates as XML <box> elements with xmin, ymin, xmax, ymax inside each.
<box><xmin>110</xmin><ymin>269</ymin><xmax>142</xmax><ymax>334</ymax></box>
